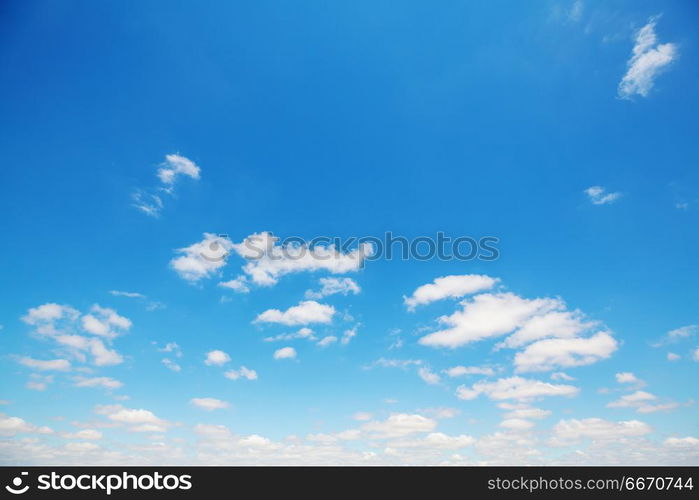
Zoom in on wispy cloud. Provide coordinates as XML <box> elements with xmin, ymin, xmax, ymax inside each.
<box><xmin>133</xmin><ymin>154</ymin><xmax>201</xmax><ymax>217</ymax></box>
<box><xmin>585</xmin><ymin>186</ymin><xmax>621</xmax><ymax>205</ymax></box>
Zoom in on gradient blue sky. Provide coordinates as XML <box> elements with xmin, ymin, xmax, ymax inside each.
<box><xmin>1</xmin><ymin>0</ymin><xmax>698</xmax><ymax>465</ymax></box>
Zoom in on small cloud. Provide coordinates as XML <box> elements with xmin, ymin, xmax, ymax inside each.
<box><xmin>667</xmin><ymin>352</ymin><xmax>680</xmax><ymax>362</ymax></box>
<box><xmin>73</xmin><ymin>376</ymin><xmax>123</xmax><ymax>389</ymax></box>
<box><xmin>218</xmin><ymin>276</ymin><xmax>250</xmax><ymax>294</ymax></box>
<box><xmin>162</xmin><ymin>358</ymin><xmax>181</xmax><ymax>372</ymax></box>
<box><xmin>653</xmin><ymin>325</ymin><xmax>697</xmax><ymax>347</ymax></box>
<box><xmin>17</xmin><ymin>357</ymin><xmax>71</xmax><ymax>372</ymax></box>
<box><xmin>190</xmin><ymin>398</ymin><xmax>229</xmax><ymax>411</ymax></box>
<box><xmin>341</xmin><ymin>324</ymin><xmax>359</xmax><ymax>346</ymax></box>
<box><xmin>585</xmin><ymin>186</ymin><xmax>621</xmax><ymax>205</ymax></box>
<box><xmin>273</xmin><ymin>347</ymin><xmax>297</xmax><ymax>360</ymax></box>
<box><xmin>133</xmin><ymin>154</ymin><xmax>201</xmax><ymax>217</ymax></box>
<box><xmin>204</xmin><ymin>350</ymin><xmax>230</xmax><ymax>366</ymax></box>
<box><xmin>255</xmin><ymin>301</ymin><xmax>335</xmax><ymax>326</ymax></box>
<box><xmin>615</xmin><ymin>372</ymin><xmax>641</xmax><ymax>385</ymax></box>
<box><xmin>158</xmin><ymin>342</ymin><xmax>182</xmax><ymax>357</ymax></box>
<box><xmin>444</xmin><ymin>365</ymin><xmax>495</xmax><ymax>378</ymax></box>
<box><xmin>224</xmin><ymin>366</ymin><xmax>257</xmax><ymax>381</ymax></box>
<box><xmin>316</xmin><ymin>336</ymin><xmax>337</xmax><ymax>348</ymax></box>
<box><xmin>305</xmin><ymin>277</ymin><xmax>360</xmax><ymax>299</ymax></box>
<box><xmin>417</xmin><ymin>366</ymin><xmax>441</xmax><ymax>385</ymax></box>
<box><xmin>618</xmin><ymin>16</ymin><xmax>677</xmax><ymax>99</ymax></box>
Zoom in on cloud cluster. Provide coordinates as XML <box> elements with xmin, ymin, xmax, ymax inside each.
<box><xmin>20</xmin><ymin>303</ymin><xmax>129</xmax><ymax>369</ymax></box>
<box><xmin>413</xmin><ymin>277</ymin><xmax>617</xmax><ymax>375</ymax></box>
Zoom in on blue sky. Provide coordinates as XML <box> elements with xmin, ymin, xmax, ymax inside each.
<box><xmin>0</xmin><ymin>0</ymin><xmax>698</xmax><ymax>465</ymax></box>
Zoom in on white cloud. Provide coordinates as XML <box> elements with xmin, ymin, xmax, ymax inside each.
<box><xmin>27</xmin><ymin>380</ymin><xmax>50</xmax><ymax>391</ymax></box>
<box><xmin>341</xmin><ymin>325</ymin><xmax>358</xmax><ymax>345</ymax></box>
<box><xmin>88</xmin><ymin>339</ymin><xmax>124</xmax><ymax>366</ymax></box>
<box><xmin>264</xmin><ymin>327</ymin><xmax>316</xmax><ymax>343</ymax></box>
<box><xmin>62</xmin><ymin>429</ymin><xmax>103</xmax><ymax>440</ymax></box>
<box><xmin>158</xmin><ymin>342</ymin><xmax>182</xmax><ymax>356</ymax></box>
<box><xmin>500</xmin><ymin>418</ymin><xmax>534</xmax><ymax>430</ymax></box>
<box><xmin>218</xmin><ymin>276</ymin><xmax>250</xmax><ymax>294</ymax></box>
<box><xmin>273</xmin><ymin>347</ymin><xmax>296</xmax><ymax>360</ymax></box>
<box><xmin>361</xmin><ymin>414</ymin><xmax>437</xmax><ymax>439</ymax></box>
<box><xmin>552</xmin><ymin>418</ymin><xmax>651</xmax><ymax>444</ymax></box>
<box><xmin>419</xmin><ymin>292</ymin><xmax>561</xmax><ymax>348</ymax></box>
<box><xmin>496</xmin><ymin>310</ymin><xmax>593</xmax><ymax>349</ymax></box>
<box><xmin>22</xmin><ymin>303</ymin><xmax>79</xmax><ymax>330</ymax></box>
<box><xmin>667</xmin><ymin>352</ymin><xmax>680</xmax><ymax>361</ymax></box>
<box><xmin>364</xmin><ymin>358</ymin><xmax>423</xmax><ymax>370</ymax></box>
<box><xmin>80</xmin><ymin>305</ymin><xmax>132</xmax><ymax>339</ymax></box>
<box><xmin>618</xmin><ymin>17</ymin><xmax>677</xmax><ymax>99</ymax></box>
<box><xmin>606</xmin><ymin>390</ymin><xmax>678</xmax><ymax>414</ymax></box>
<box><xmin>26</xmin><ymin>374</ymin><xmax>53</xmax><ymax>391</ymax></box>
<box><xmin>584</xmin><ymin>186</ymin><xmax>621</xmax><ymax>205</ymax></box>
<box><xmin>615</xmin><ymin>372</ymin><xmax>640</xmax><ymax>384</ymax></box>
<box><xmin>668</xmin><ymin>325</ymin><xmax>697</xmax><ymax>339</ymax></box>
<box><xmin>352</xmin><ymin>412</ymin><xmax>373</xmax><ymax>421</ymax></box>
<box><xmin>191</xmin><ymin>398</ymin><xmax>230</xmax><ymax>411</ymax></box>
<box><xmin>418</xmin><ymin>407</ymin><xmax>461</xmax><ymax>419</ymax></box>
<box><xmin>501</xmin><ymin>405</ymin><xmax>552</xmax><ymax>420</ymax></box>
<box><xmin>404</xmin><ymin>274</ymin><xmax>498</xmax><ymax>310</ymax></box>
<box><xmin>443</xmin><ymin>365</ymin><xmax>495</xmax><ymax>377</ymax></box>
<box><xmin>204</xmin><ymin>350</ymin><xmax>230</xmax><ymax>366</ymax></box>
<box><xmin>386</xmin><ymin>432</ymin><xmax>475</xmax><ymax>450</ymax></box>
<box><xmin>17</xmin><ymin>357</ymin><xmax>71</xmax><ymax>372</ymax></box>
<box><xmin>305</xmin><ymin>277</ymin><xmax>360</xmax><ymax>299</ymax></box>
<box><xmin>0</xmin><ymin>414</ymin><xmax>53</xmax><ymax>437</ymax></box>
<box><xmin>98</xmin><ymin>405</ymin><xmax>170</xmax><ymax>433</ymax></box>
<box><xmin>693</xmin><ymin>348</ymin><xmax>699</xmax><ymax>362</ymax></box>
<box><xmin>513</xmin><ymin>332</ymin><xmax>618</xmax><ymax>372</ymax></box>
<box><xmin>417</xmin><ymin>367</ymin><xmax>441</xmax><ymax>385</ymax></box>
<box><xmin>73</xmin><ymin>376</ymin><xmax>123</xmax><ymax>389</ymax></box>
<box><xmin>550</xmin><ymin>372</ymin><xmax>575</xmax><ymax>381</ymax></box>
<box><xmin>456</xmin><ymin>376</ymin><xmax>579</xmax><ymax>401</ymax></box>
<box><xmin>230</xmin><ymin>232</ymin><xmax>372</xmax><ymax>287</ymax></box>
<box><xmin>157</xmin><ymin>154</ymin><xmax>201</xmax><ymax>184</ymax></box>
<box><xmin>132</xmin><ymin>191</ymin><xmax>164</xmax><ymax>217</ymax></box>
<box><xmin>21</xmin><ymin>302</ymin><xmax>129</xmax><ymax>368</ymax></box>
<box><xmin>170</xmin><ymin>234</ymin><xmax>232</xmax><ymax>282</ymax></box>
<box><xmin>224</xmin><ymin>366</ymin><xmax>258</xmax><ymax>381</ymax></box>
<box><xmin>316</xmin><ymin>336</ymin><xmax>337</xmax><ymax>348</ymax></box>
<box><xmin>653</xmin><ymin>325</ymin><xmax>697</xmax><ymax>348</ymax></box>
<box><xmin>133</xmin><ymin>154</ymin><xmax>201</xmax><ymax>217</ymax></box>
<box><xmin>255</xmin><ymin>300</ymin><xmax>335</xmax><ymax>326</ymax></box>
<box><xmin>663</xmin><ymin>437</ymin><xmax>699</xmax><ymax>449</ymax></box>
<box><xmin>607</xmin><ymin>390</ymin><xmax>656</xmax><ymax>408</ymax></box>
<box><xmin>110</xmin><ymin>291</ymin><xmax>163</xmax><ymax>311</ymax></box>
<box><xmin>109</xmin><ymin>291</ymin><xmax>145</xmax><ymax>299</ymax></box>
<box><xmin>162</xmin><ymin>358</ymin><xmax>181</xmax><ymax>372</ymax></box>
